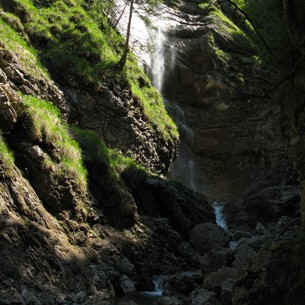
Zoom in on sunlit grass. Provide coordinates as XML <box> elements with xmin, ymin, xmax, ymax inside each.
<box><xmin>0</xmin><ymin>14</ymin><xmax>50</xmax><ymax>80</ymax></box>
<box><xmin>1</xmin><ymin>0</ymin><xmax>178</xmax><ymax>144</ymax></box>
<box><xmin>22</xmin><ymin>95</ymin><xmax>88</xmax><ymax>187</ymax></box>
<box><xmin>72</xmin><ymin>127</ymin><xmax>145</xmax><ymax>176</ymax></box>
<box><xmin>0</xmin><ymin>134</ymin><xmax>14</xmax><ymax>166</ymax></box>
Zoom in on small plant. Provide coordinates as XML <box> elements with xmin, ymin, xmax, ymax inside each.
<box><xmin>22</xmin><ymin>95</ymin><xmax>88</xmax><ymax>187</ymax></box>
<box><xmin>72</xmin><ymin>127</ymin><xmax>146</xmax><ymax>175</ymax></box>
<box><xmin>1</xmin><ymin>0</ymin><xmax>178</xmax><ymax>144</ymax></box>
<box><xmin>0</xmin><ymin>133</ymin><xmax>14</xmax><ymax>166</ymax></box>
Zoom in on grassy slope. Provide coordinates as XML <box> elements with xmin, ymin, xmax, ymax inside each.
<box><xmin>231</xmin><ymin>0</ymin><xmax>286</xmax><ymax>61</ymax></box>
<box><xmin>0</xmin><ymin>0</ymin><xmax>178</xmax><ymax>141</ymax></box>
<box><xmin>0</xmin><ymin>134</ymin><xmax>14</xmax><ymax>167</ymax></box>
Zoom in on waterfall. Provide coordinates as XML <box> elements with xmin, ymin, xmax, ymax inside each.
<box><xmin>143</xmin><ymin>276</ymin><xmax>165</xmax><ymax>297</ymax></box>
<box><xmin>213</xmin><ymin>201</ymin><xmax>238</xmax><ymax>249</ymax></box>
<box><xmin>151</xmin><ymin>26</ymin><xmax>167</xmax><ymax>92</ymax></box>
<box><xmin>213</xmin><ymin>201</ymin><xmax>228</xmax><ymax>231</ymax></box>
<box><xmin>112</xmin><ymin>0</ymin><xmax>198</xmax><ymax>192</ymax></box>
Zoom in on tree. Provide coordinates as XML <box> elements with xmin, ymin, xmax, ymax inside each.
<box><xmin>118</xmin><ymin>0</ymin><xmax>134</xmax><ymax>70</ymax></box>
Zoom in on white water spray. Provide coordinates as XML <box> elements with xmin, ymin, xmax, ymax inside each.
<box><xmin>151</xmin><ymin>26</ymin><xmax>167</xmax><ymax>92</ymax></box>
<box><xmin>213</xmin><ymin>201</ymin><xmax>228</xmax><ymax>231</ymax></box>
<box><xmin>143</xmin><ymin>276</ymin><xmax>164</xmax><ymax>297</ymax></box>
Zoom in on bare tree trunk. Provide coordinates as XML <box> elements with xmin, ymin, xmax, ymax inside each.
<box><xmin>114</xmin><ymin>0</ymin><xmax>129</xmax><ymax>28</ymax></box>
<box><xmin>118</xmin><ymin>0</ymin><xmax>134</xmax><ymax>70</ymax></box>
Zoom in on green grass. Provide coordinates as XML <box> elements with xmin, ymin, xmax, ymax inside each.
<box><xmin>0</xmin><ymin>12</ymin><xmax>50</xmax><ymax>80</ymax></box>
<box><xmin>0</xmin><ymin>134</ymin><xmax>14</xmax><ymax>166</ymax></box>
<box><xmin>22</xmin><ymin>95</ymin><xmax>88</xmax><ymax>186</ymax></box>
<box><xmin>0</xmin><ymin>0</ymin><xmax>178</xmax><ymax>142</ymax></box>
<box><xmin>125</xmin><ymin>55</ymin><xmax>178</xmax><ymax>140</ymax></box>
<box><xmin>208</xmin><ymin>4</ymin><xmax>255</xmax><ymax>49</ymax></box>
<box><xmin>231</xmin><ymin>0</ymin><xmax>286</xmax><ymax>60</ymax></box>
<box><xmin>72</xmin><ymin>127</ymin><xmax>146</xmax><ymax>176</ymax></box>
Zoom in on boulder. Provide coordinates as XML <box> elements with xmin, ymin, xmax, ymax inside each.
<box><xmin>203</xmin><ymin>267</ymin><xmax>242</xmax><ymax>304</ymax></box>
<box><xmin>190</xmin><ymin>223</ymin><xmax>230</xmax><ymax>254</ymax></box>
<box><xmin>167</xmin><ymin>270</ymin><xmax>202</xmax><ymax>295</ymax></box>
<box><xmin>190</xmin><ymin>288</ymin><xmax>219</xmax><ymax>305</ymax></box>
<box><xmin>225</xmin><ymin>172</ymin><xmax>300</xmax><ymax>231</ymax></box>
<box><xmin>120</xmin><ymin>275</ymin><xmax>136</xmax><ymax>295</ymax></box>
<box><xmin>199</xmin><ymin>247</ymin><xmax>233</xmax><ymax>273</ymax></box>
<box><xmin>122</xmin><ymin>168</ymin><xmax>214</xmax><ymax>235</ymax></box>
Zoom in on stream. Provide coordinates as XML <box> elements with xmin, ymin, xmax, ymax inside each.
<box><xmin>111</xmin><ymin>2</ymin><xmax>233</xmax><ymax>304</ymax></box>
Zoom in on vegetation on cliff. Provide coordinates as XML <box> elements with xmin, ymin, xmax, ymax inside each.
<box><xmin>0</xmin><ymin>0</ymin><xmax>178</xmax><ymax>142</ymax></box>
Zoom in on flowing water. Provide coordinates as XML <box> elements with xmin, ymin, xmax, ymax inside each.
<box><xmin>213</xmin><ymin>201</ymin><xmax>238</xmax><ymax>249</ymax></box>
<box><xmin>213</xmin><ymin>201</ymin><xmax>228</xmax><ymax>231</ymax></box>
<box><xmin>143</xmin><ymin>276</ymin><xmax>165</xmax><ymax>297</ymax></box>
<box><xmin>111</xmin><ymin>3</ymin><xmax>227</xmax><ymax>303</ymax></box>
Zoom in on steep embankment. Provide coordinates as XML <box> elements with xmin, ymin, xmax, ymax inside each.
<box><xmin>0</xmin><ymin>0</ymin><xmax>178</xmax><ymax>174</ymax></box>
<box><xmin>111</xmin><ymin>1</ymin><xmax>305</xmax><ymax>305</ymax></box>
<box><xmin>0</xmin><ymin>0</ymin><xmax>215</xmax><ymax>303</ymax></box>
<box><xmin>161</xmin><ymin>0</ymin><xmax>288</xmax><ymax>200</ymax></box>
<box><xmin>1</xmin><ymin>0</ymin><xmax>305</xmax><ymax>304</ymax></box>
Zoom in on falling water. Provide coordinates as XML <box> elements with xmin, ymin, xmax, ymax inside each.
<box><xmin>151</xmin><ymin>26</ymin><xmax>167</xmax><ymax>92</ymax></box>
<box><xmin>143</xmin><ymin>276</ymin><xmax>165</xmax><ymax>297</ymax></box>
<box><xmin>213</xmin><ymin>201</ymin><xmax>228</xmax><ymax>231</ymax></box>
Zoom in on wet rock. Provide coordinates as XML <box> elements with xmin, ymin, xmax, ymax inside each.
<box><xmin>232</xmin><ymin>237</ymin><xmax>303</xmax><ymax>305</ymax></box>
<box><xmin>231</xmin><ymin>230</ymin><xmax>252</xmax><ymax>240</ymax></box>
<box><xmin>190</xmin><ymin>288</ymin><xmax>218</xmax><ymax>305</ymax></box>
<box><xmin>122</xmin><ymin>168</ymin><xmax>214</xmax><ymax>235</ymax></box>
<box><xmin>116</xmin><ymin>257</ymin><xmax>135</xmax><ymax>275</ymax></box>
<box><xmin>236</xmin><ymin>235</ymin><xmax>269</xmax><ymax>251</ymax></box>
<box><xmin>225</xmin><ymin>173</ymin><xmax>299</xmax><ymax>231</ymax></box>
<box><xmin>199</xmin><ymin>247</ymin><xmax>233</xmax><ymax>273</ymax></box>
<box><xmin>167</xmin><ymin>270</ymin><xmax>202</xmax><ymax>295</ymax></box>
<box><xmin>157</xmin><ymin>296</ymin><xmax>182</xmax><ymax>305</ymax></box>
<box><xmin>177</xmin><ymin>241</ymin><xmax>197</xmax><ymax>258</ymax></box>
<box><xmin>73</xmin><ymin>291</ymin><xmax>87</xmax><ymax>303</ymax></box>
<box><xmin>232</xmin><ymin>244</ymin><xmax>256</xmax><ymax>269</ymax></box>
<box><xmin>255</xmin><ymin>222</ymin><xmax>269</xmax><ymax>235</ymax></box>
<box><xmin>120</xmin><ymin>275</ymin><xmax>136</xmax><ymax>295</ymax></box>
<box><xmin>204</xmin><ymin>267</ymin><xmax>242</xmax><ymax>304</ymax></box>
<box><xmin>190</xmin><ymin>223</ymin><xmax>230</xmax><ymax>254</ymax></box>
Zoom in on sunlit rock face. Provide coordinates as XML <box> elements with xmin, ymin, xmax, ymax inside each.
<box><xmin>112</xmin><ymin>0</ymin><xmax>287</xmax><ymax>200</ymax></box>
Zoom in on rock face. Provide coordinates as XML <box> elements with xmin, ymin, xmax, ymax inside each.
<box><xmin>1</xmin><ymin>1</ymin><xmax>305</xmax><ymax>305</ymax></box>
<box><xmin>0</xmin><ymin>1</ymin><xmax>178</xmax><ymax>175</ymax></box>
<box><xmin>123</xmin><ymin>0</ymin><xmax>285</xmax><ymax>200</ymax></box>
<box><xmin>190</xmin><ymin>222</ymin><xmax>230</xmax><ymax>254</ymax></box>
<box><xmin>122</xmin><ymin>167</ymin><xmax>214</xmax><ymax>234</ymax></box>
<box><xmin>224</xmin><ymin>167</ymin><xmax>300</xmax><ymax>231</ymax></box>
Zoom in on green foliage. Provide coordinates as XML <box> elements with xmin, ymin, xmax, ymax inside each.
<box><xmin>22</xmin><ymin>95</ymin><xmax>88</xmax><ymax>186</ymax></box>
<box><xmin>0</xmin><ymin>133</ymin><xmax>14</xmax><ymax>166</ymax></box>
<box><xmin>207</xmin><ymin>4</ymin><xmax>254</xmax><ymax>49</ymax></box>
<box><xmin>72</xmin><ymin>127</ymin><xmax>146</xmax><ymax>175</ymax></box>
<box><xmin>0</xmin><ymin>14</ymin><xmax>50</xmax><ymax>80</ymax></box>
<box><xmin>72</xmin><ymin>127</ymin><xmax>110</xmax><ymax>164</ymax></box>
<box><xmin>1</xmin><ymin>0</ymin><xmax>177</xmax><ymax>142</ymax></box>
<box><xmin>232</xmin><ymin>0</ymin><xmax>286</xmax><ymax>59</ymax></box>
<box><xmin>125</xmin><ymin>54</ymin><xmax>178</xmax><ymax>140</ymax></box>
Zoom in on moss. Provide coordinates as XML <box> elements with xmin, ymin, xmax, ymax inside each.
<box><xmin>0</xmin><ymin>133</ymin><xmax>14</xmax><ymax>167</ymax></box>
<box><xmin>22</xmin><ymin>95</ymin><xmax>88</xmax><ymax>188</ymax></box>
<box><xmin>210</xmin><ymin>5</ymin><xmax>255</xmax><ymax>49</ymax></box>
<box><xmin>0</xmin><ymin>0</ymin><xmax>178</xmax><ymax>142</ymax></box>
<box><xmin>231</xmin><ymin>0</ymin><xmax>286</xmax><ymax>61</ymax></box>
<box><xmin>0</xmin><ymin>14</ymin><xmax>50</xmax><ymax>80</ymax></box>
<box><xmin>125</xmin><ymin>55</ymin><xmax>178</xmax><ymax>140</ymax></box>
<box><xmin>72</xmin><ymin>127</ymin><xmax>146</xmax><ymax>176</ymax></box>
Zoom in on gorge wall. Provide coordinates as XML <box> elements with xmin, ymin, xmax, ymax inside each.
<box><xmin>0</xmin><ymin>0</ymin><xmax>305</xmax><ymax>305</ymax></box>
<box><xmin>114</xmin><ymin>0</ymin><xmax>288</xmax><ymax>201</ymax></box>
